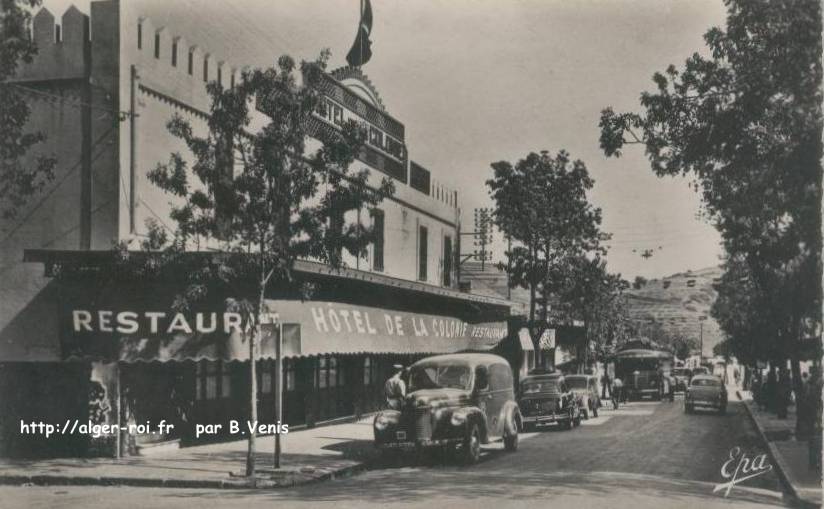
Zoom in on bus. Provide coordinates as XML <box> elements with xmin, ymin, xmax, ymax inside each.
<box><xmin>612</xmin><ymin>348</ymin><xmax>673</xmax><ymax>401</ymax></box>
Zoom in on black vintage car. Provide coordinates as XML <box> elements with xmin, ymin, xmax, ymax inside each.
<box><xmin>519</xmin><ymin>372</ymin><xmax>581</xmax><ymax>431</ymax></box>
<box><xmin>373</xmin><ymin>353</ymin><xmax>521</xmax><ymax>464</ymax></box>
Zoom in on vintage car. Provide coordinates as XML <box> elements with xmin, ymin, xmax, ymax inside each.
<box><xmin>684</xmin><ymin>374</ymin><xmax>727</xmax><ymax>414</ymax></box>
<box><xmin>565</xmin><ymin>374</ymin><xmax>600</xmax><ymax>419</ymax></box>
<box><xmin>518</xmin><ymin>372</ymin><xmax>581</xmax><ymax>430</ymax></box>
<box><xmin>372</xmin><ymin>353</ymin><xmax>521</xmax><ymax>464</ymax></box>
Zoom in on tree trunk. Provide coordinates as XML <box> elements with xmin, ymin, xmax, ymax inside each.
<box><xmin>529</xmin><ymin>277</ymin><xmax>539</xmax><ymax>366</ymax></box>
<box><xmin>245</xmin><ymin>321</ymin><xmax>258</xmax><ymax>480</ymax></box>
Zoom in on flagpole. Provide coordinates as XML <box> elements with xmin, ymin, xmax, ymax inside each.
<box><xmin>359</xmin><ymin>0</ymin><xmax>364</xmax><ymax>66</ymax></box>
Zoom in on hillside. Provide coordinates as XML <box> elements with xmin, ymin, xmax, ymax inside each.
<box><xmin>625</xmin><ymin>266</ymin><xmax>724</xmax><ymax>357</ymax></box>
<box><xmin>460</xmin><ymin>262</ymin><xmax>726</xmax><ymax>357</ymax></box>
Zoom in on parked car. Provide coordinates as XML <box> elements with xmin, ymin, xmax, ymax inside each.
<box><xmin>565</xmin><ymin>374</ymin><xmax>600</xmax><ymax>419</ymax></box>
<box><xmin>372</xmin><ymin>353</ymin><xmax>521</xmax><ymax>464</ymax></box>
<box><xmin>671</xmin><ymin>367</ymin><xmax>692</xmax><ymax>391</ymax></box>
<box><xmin>684</xmin><ymin>374</ymin><xmax>727</xmax><ymax>414</ymax></box>
<box><xmin>518</xmin><ymin>372</ymin><xmax>581</xmax><ymax>431</ymax></box>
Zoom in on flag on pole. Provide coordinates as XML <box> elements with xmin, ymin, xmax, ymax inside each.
<box><xmin>346</xmin><ymin>0</ymin><xmax>373</xmax><ymax>67</ymax></box>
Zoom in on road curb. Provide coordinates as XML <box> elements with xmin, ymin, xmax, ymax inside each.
<box><xmin>0</xmin><ymin>460</ymin><xmax>368</xmax><ymax>490</ymax></box>
<box><xmin>741</xmin><ymin>400</ymin><xmax>820</xmax><ymax>509</ymax></box>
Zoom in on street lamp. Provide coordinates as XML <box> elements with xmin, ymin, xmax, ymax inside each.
<box><xmin>698</xmin><ymin>316</ymin><xmax>707</xmax><ymax>362</ymax></box>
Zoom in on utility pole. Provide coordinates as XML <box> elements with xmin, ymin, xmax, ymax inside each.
<box><xmin>473</xmin><ymin>208</ymin><xmax>493</xmax><ymax>270</ymax></box>
<box><xmin>698</xmin><ymin>315</ymin><xmax>707</xmax><ymax>363</ymax></box>
<box><xmin>506</xmin><ymin>235</ymin><xmax>512</xmax><ymax>300</ymax></box>
<box><xmin>458</xmin><ymin>208</ymin><xmax>494</xmax><ymax>271</ymax></box>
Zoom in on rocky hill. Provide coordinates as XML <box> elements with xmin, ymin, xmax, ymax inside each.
<box><xmin>625</xmin><ymin>266</ymin><xmax>724</xmax><ymax>357</ymax></box>
<box><xmin>460</xmin><ymin>261</ymin><xmax>725</xmax><ymax>357</ymax></box>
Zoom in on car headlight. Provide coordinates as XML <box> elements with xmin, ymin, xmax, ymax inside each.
<box><xmin>374</xmin><ymin>414</ymin><xmax>390</xmax><ymax>431</ymax></box>
<box><xmin>450</xmin><ymin>412</ymin><xmax>466</xmax><ymax>426</ymax></box>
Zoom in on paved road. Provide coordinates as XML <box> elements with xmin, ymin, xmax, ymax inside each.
<box><xmin>1</xmin><ymin>397</ymin><xmax>788</xmax><ymax>509</ymax></box>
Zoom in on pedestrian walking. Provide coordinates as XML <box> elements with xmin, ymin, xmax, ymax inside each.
<box><xmin>612</xmin><ymin>377</ymin><xmax>623</xmax><ymax>409</ymax></box>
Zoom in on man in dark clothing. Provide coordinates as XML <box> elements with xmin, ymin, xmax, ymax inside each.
<box><xmin>601</xmin><ymin>372</ymin><xmax>611</xmax><ymax>399</ymax></box>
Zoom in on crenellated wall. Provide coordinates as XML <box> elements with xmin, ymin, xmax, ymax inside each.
<box><xmin>14</xmin><ymin>6</ymin><xmax>89</xmax><ymax>82</ymax></box>
<box><xmin>6</xmin><ymin>2</ymin><xmax>463</xmax><ymax>304</ymax></box>
<box><xmin>0</xmin><ymin>3</ymin><xmax>120</xmax><ymax>362</ymax></box>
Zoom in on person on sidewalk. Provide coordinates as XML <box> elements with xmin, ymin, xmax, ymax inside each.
<box><xmin>776</xmin><ymin>367</ymin><xmax>791</xmax><ymax>419</ymax></box>
<box><xmin>384</xmin><ymin>364</ymin><xmax>407</xmax><ymax>410</ymax></box>
<box><xmin>601</xmin><ymin>372</ymin><xmax>611</xmax><ymax>400</ymax></box>
<box><xmin>807</xmin><ymin>366</ymin><xmax>822</xmax><ymax>471</ymax></box>
<box><xmin>612</xmin><ymin>377</ymin><xmax>624</xmax><ymax>409</ymax></box>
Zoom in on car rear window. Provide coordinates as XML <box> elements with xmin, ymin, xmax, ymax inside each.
<box><xmin>691</xmin><ymin>378</ymin><xmax>720</xmax><ymax>387</ymax></box>
<box><xmin>521</xmin><ymin>380</ymin><xmax>560</xmax><ymax>394</ymax></box>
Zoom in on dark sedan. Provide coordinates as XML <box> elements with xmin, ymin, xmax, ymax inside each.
<box><xmin>518</xmin><ymin>373</ymin><xmax>581</xmax><ymax>431</ymax></box>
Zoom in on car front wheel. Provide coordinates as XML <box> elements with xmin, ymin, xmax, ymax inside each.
<box><xmin>462</xmin><ymin>423</ymin><xmax>482</xmax><ymax>464</ymax></box>
<box><xmin>503</xmin><ymin>423</ymin><xmax>518</xmax><ymax>452</ymax></box>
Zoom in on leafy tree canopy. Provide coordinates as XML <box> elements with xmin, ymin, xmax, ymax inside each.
<box><xmin>0</xmin><ymin>0</ymin><xmax>57</xmax><ymax>219</ymax></box>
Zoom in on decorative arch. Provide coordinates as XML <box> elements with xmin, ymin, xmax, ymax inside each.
<box><xmin>329</xmin><ymin>65</ymin><xmax>386</xmax><ymax>111</ymax></box>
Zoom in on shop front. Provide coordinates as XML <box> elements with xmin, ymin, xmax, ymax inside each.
<box><xmin>3</xmin><ymin>250</ymin><xmax>512</xmax><ymax>458</ymax></box>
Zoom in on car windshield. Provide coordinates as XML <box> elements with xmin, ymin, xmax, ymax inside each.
<box><xmin>566</xmin><ymin>378</ymin><xmax>587</xmax><ymax>389</ymax></box>
<box><xmin>521</xmin><ymin>380</ymin><xmax>560</xmax><ymax>394</ymax></box>
<box><xmin>691</xmin><ymin>378</ymin><xmax>721</xmax><ymax>387</ymax></box>
<box><xmin>408</xmin><ymin>363</ymin><xmax>473</xmax><ymax>391</ymax></box>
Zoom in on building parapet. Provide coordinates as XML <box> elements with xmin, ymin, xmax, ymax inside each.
<box><xmin>13</xmin><ymin>6</ymin><xmax>89</xmax><ymax>82</ymax></box>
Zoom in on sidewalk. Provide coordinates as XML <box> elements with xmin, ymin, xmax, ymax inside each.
<box><xmin>737</xmin><ymin>388</ymin><xmax>822</xmax><ymax>508</ymax></box>
<box><xmin>0</xmin><ymin>417</ymin><xmax>377</xmax><ymax>489</ymax></box>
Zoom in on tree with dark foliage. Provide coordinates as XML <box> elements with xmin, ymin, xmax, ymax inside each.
<box><xmin>0</xmin><ymin>0</ymin><xmax>57</xmax><ymax>219</ymax></box>
<box><xmin>147</xmin><ymin>52</ymin><xmax>394</xmax><ymax>480</ymax></box>
<box><xmin>486</xmin><ymin>150</ymin><xmax>604</xmax><ymax>364</ymax></box>
<box><xmin>599</xmin><ymin>0</ymin><xmax>821</xmax><ymax>434</ymax></box>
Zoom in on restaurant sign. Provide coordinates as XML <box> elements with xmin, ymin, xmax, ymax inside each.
<box><xmin>60</xmin><ymin>299</ymin><xmax>507</xmax><ymax>361</ymax></box>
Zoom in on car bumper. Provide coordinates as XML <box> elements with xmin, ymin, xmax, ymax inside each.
<box><xmin>522</xmin><ymin>413</ymin><xmax>570</xmax><ymax>425</ymax></box>
<box><xmin>687</xmin><ymin>398</ymin><xmax>726</xmax><ymax>408</ymax></box>
<box><xmin>375</xmin><ymin>437</ymin><xmax>461</xmax><ymax>450</ymax></box>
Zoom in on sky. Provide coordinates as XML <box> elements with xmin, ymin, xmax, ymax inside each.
<box><xmin>42</xmin><ymin>0</ymin><xmax>729</xmax><ymax>280</ymax></box>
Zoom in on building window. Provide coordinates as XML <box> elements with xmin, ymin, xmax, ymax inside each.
<box><xmin>203</xmin><ymin>57</ymin><xmax>209</xmax><ymax>82</ymax></box>
<box><xmin>261</xmin><ymin>363</ymin><xmax>272</xmax><ymax>394</ymax></box>
<box><xmin>443</xmin><ymin>235</ymin><xmax>453</xmax><ymax>287</ymax></box>
<box><xmin>195</xmin><ymin>362</ymin><xmax>203</xmax><ymax>400</ymax></box>
<box><xmin>187</xmin><ymin>51</ymin><xmax>193</xmax><ymax>75</ymax></box>
<box><xmin>137</xmin><ymin>23</ymin><xmax>142</xmax><ymax>49</ymax></box>
<box><xmin>363</xmin><ymin>357</ymin><xmax>374</xmax><ymax>386</ymax></box>
<box><xmin>196</xmin><ymin>361</ymin><xmax>231</xmax><ymax>400</ymax></box>
<box><xmin>171</xmin><ymin>41</ymin><xmax>178</xmax><ymax>67</ymax></box>
<box><xmin>328</xmin><ymin>356</ymin><xmax>338</xmax><ymax>388</ymax></box>
<box><xmin>285</xmin><ymin>359</ymin><xmax>295</xmax><ymax>391</ymax></box>
<box><xmin>418</xmin><ymin>225</ymin><xmax>428</xmax><ymax>281</ymax></box>
<box><xmin>371</xmin><ymin>209</ymin><xmax>384</xmax><ymax>272</ymax></box>
<box><xmin>318</xmin><ymin>356</ymin><xmax>327</xmax><ymax>388</ymax></box>
<box><xmin>221</xmin><ymin>363</ymin><xmax>231</xmax><ymax>398</ymax></box>
<box><xmin>154</xmin><ymin>33</ymin><xmax>160</xmax><ymax>59</ymax></box>
<box><xmin>205</xmin><ymin>362</ymin><xmax>218</xmax><ymax>399</ymax></box>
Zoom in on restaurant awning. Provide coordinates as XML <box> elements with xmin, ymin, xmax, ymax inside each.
<box><xmin>26</xmin><ymin>296</ymin><xmax>507</xmax><ymax>363</ymax></box>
